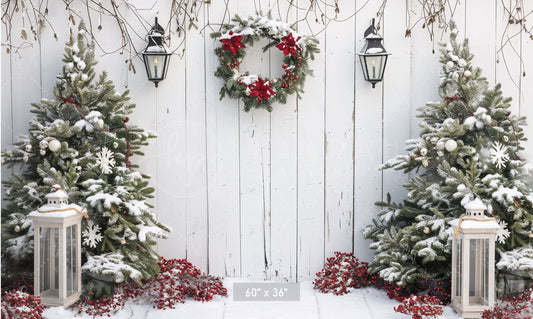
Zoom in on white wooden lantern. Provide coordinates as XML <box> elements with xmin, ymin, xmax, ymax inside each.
<box><xmin>451</xmin><ymin>197</ymin><xmax>499</xmax><ymax>318</ymax></box>
<box><xmin>29</xmin><ymin>185</ymin><xmax>85</xmax><ymax>307</ymax></box>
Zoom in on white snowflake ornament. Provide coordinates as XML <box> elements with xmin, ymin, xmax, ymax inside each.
<box><xmin>496</xmin><ymin>220</ymin><xmax>510</xmax><ymax>244</ymax></box>
<box><xmin>491</xmin><ymin>142</ymin><xmax>509</xmax><ymax>169</ymax></box>
<box><xmin>82</xmin><ymin>220</ymin><xmax>103</xmax><ymax>248</ymax></box>
<box><xmin>95</xmin><ymin>146</ymin><xmax>116</xmax><ymax>174</ymax></box>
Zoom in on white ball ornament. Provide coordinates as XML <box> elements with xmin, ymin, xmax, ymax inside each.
<box><xmin>40</xmin><ymin>149</ymin><xmax>46</xmax><ymax>156</ymax></box>
<box><xmin>77</xmin><ymin>61</ymin><xmax>86</xmax><ymax>70</ymax></box>
<box><xmin>446</xmin><ymin>61</ymin><xmax>454</xmax><ymax>69</ymax></box>
<box><xmin>25</xmin><ymin>144</ymin><xmax>32</xmax><ymax>152</ymax></box>
<box><xmin>423</xmin><ymin>226</ymin><xmax>430</xmax><ymax>234</ymax></box>
<box><xmin>15</xmin><ymin>225</ymin><xmax>21</xmax><ymax>232</ymax></box>
<box><xmin>66</xmin><ymin>62</ymin><xmax>74</xmax><ymax>71</ymax></box>
<box><xmin>39</xmin><ymin>140</ymin><xmax>49</xmax><ymax>149</ymax></box>
<box><xmin>120</xmin><ymin>238</ymin><xmax>126</xmax><ymax>245</ymax></box>
<box><xmin>464</xmin><ymin>70</ymin><xmax>472</xmax><ymax>78</ymax></box>
<box><xmin>48</xmin><ymin>139</ymin><xmax>61</xmax><ymax>152</ymax></box>
<box><xmin>81</xmin><ymin>73</ymin><xmax>89</xmax><ymax>82</ymax></box>
<box><xmin>420</xmin><ymin>148</ymin><xmax>428</xmax><ymax>156</ymax></box>
<box><xmin>445</xmin><ymin>139</ymin><xmax>458</xmax><ymax>152</ymax></box>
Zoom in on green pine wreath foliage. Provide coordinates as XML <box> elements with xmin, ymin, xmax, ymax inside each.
<box><xmin>211</xmin><ymin>14</ymin><xmax>319</xmax><ymax>112</ymax></box>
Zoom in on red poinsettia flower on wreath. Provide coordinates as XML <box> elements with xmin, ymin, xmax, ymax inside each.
<box><xmin>220</xmin><ymin>31</ymin><xmax>245</xmax><ymax>55</ymax></box>
<box><xmin>248</xmin><ymin>77</ymin><xmax>276</xmax><ymax>103</ymax></box>
<box><xmin>276</xmin><ymin>33</ymin><xmax>301</xmax><ymax>56</ymax></box>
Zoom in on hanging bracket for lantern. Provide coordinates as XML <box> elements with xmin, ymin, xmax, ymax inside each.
<box><xmin>357</xmin><ymin>19</ymin><xmax>390</xmax><ymax>88</ymax></box>
<box><xmin>141</xmin><ymin>17</ymin><xmax>171</xmax><ymax>87</ymax></box>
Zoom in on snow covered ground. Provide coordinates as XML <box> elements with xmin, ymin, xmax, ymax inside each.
<box><xmin>44</xmin><ymin>278</ymin><xmax>461</xmax><ymax>318</ymax></box>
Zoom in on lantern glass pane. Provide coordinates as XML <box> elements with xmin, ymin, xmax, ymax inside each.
<box><xmin>145</xmin><ymin>54</ymin><xmax>167</xmax><ymax>80</ymax></box>
<box><xmin>358</xmin><ymin>55</ymin><xmax>370</xmax><ymax>81</ymax></box>
<box><xmin>468</xmin><ymin>238</ymin><xmax>489</xmax><ymax>306</ymax></box>
<box><xmin>454</xmin><ymin>237</ymin><xmax>462</xmax><ymax>299</ymax></box>
<box><xmin>66</xmin><ymin>225</ymin><xmax>78</xmax><ymax>296</ymax></box>
<box><xmin>39</xmin><ymin>227</ymin><xmax>59</xmax><ymax>299</ymax></box>
<box><xmin>363</xmin><ymin>55</ymin><xmax>386</xmax><ymax>81</ymax></box>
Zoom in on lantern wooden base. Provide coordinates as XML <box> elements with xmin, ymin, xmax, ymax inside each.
<box><xmin>39</xmin><ymin>289</ymin><xmax>81</xmax><ymax>307</ymax></box>
<box><xmin>451</xmin><ymin>302</ymin><xmax>486</xmax><ymax>319</ymax></box>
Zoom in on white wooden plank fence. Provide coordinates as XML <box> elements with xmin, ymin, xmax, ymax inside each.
<box><xmin>2</xmin><ymin>0</ymin><xmax>533</xmax><ymax>282</ymax></box>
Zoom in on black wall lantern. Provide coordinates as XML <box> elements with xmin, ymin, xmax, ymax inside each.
<box><xmin>357</xmin><ymin>19</ymin><xmax>390</xmax><ymax>88</ymax></box>
<box><xmin>141</xmin><ymin>18</ymin><xmax>171</xmax><ymax>87</ymax></box>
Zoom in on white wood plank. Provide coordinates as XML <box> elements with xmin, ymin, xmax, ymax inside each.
<box><xmin>39</xmin><ymin>1</ymin><xmax>68</xmax><ymax>100</ymax></box>
<box><xmin>9</xmin><ymin>15</ymin><xmax>41</xmax><ymax>145</ymax></box>
<box><xmin>1</xmin><ymin>21</ymin><xmax>13</xmax><ymax>197</ymax></box>
<box><xmin>354</xmin><ymin>0</ymin><xmax>386</xmax><ymax>263</ymax></box>
<box><xmin>269</xmin><ymin>0</ymin><xmax>298</xmax><ymax>282</ymax></box>
<box><xmin>184</xmin><ymin>4</ymin><xmax>209</xmax><ymax>272</ymax></box>
<box><xmin>324</xmin><ymin>2</ymin><xmax>355</xmax><ymax>258</ymax></box>
<box><xmin>296</xmin><ymin>5</ymin><xmax>326</xmax><ymax>281</ymax></box>
<box><xmin>465</xmin><ymin>0</ymin><xmax>497</xmax><ymax>84</ymax></box>
<box><xmin>518</xmin><ymin>1</ymin><xmax>533</xmax><ymax>162</ymax></box>
<box><xmin>151</xmin><ymin>1</ymin><xmax>188</xmax><ymax>261</ymax></box>
<box><xmin>238</xmin><ymin>0</ymin><xmax>272</xmax><ymax>280</ymax></box>
<box><xmin>206</xmin><ymin>0</ymin><xmax>242</xmax><ymax>277</ymax></box>
<box><xmin>382</xmin><ymin>0</ymin><xmax>410</xmax><ymax>203</ymax></box>
<box><xmin>495</xmin><ymin>2</ymin><xmax>521</xmax><ymax>116</ymax></box>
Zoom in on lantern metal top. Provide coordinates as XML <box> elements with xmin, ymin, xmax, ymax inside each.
<box><xmin>456</xmin><ymin>197</ymin><xmax>499</xmax><ymax>232</ymax></box>
<box><xmin>29</xmin><ymin>186</ymin><xmax>86</xmax><ymax>221</ymax></box>
<box><xmin>359</xmin><ymin>19</ymin><xmax>389</xmax><ymax>56</ymax></box>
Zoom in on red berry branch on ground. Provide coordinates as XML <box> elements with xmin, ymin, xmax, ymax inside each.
<box><xmin>313</xmin><ymin>252</ymin><xmax>378</xmax><ymax>295</ymax></box>
<box><xmin>75</xmin><ymin>258</ymin><xmax>228</xmax><ymax>317</ymax></box>
<box><xmin>482</xmin><ymin>284</ymin><xmax>533</xmax><ymax>319</ymax></box>
<box><xmin>393</xmin><ymin>294</ymin><xmax>444</xmax><ymax>319</ymax></box>
<box><xmin>1</xmin><ymin>289</ymin><xmax>45</xmax><ymax>319</ymax></box>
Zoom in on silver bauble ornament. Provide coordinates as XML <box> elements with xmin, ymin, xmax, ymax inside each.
<box><xmin>40</xmin><ymin>149</ymin><xmax>46</xmax><ymax>156</ymax></box>
<box><xmin>15</xmin><ymin>225</ymin><xmax>21</xmax><ymax>232</ymax></box>
<box><xmin>120</xmin><ymin>238</ymin><xmax>126</xmax><ymax>245</ymax></box>
<box><xmin>436</xmin><ymin>141</ymin><xmax>445</xmax><ymax>151</ymax></box>
<box><xmin>464</xmin><ymin>70</ymin><xmax>472</xmax><ymax>78</ymax></box>
<box><xmin>420</xmin><ymin>148</ymin><xmax>428</xmax><ymax>156</ymax></box>
<box><xmin>48</xmin><ymin>139</ymin><xmax>61</xmax><ymax>152</ymax></box>
<box><xmin>423</xmin><ymin>227</ymin><xmax>430</xmax><ymax>234</ymax></box>
<box><xmin>25</xmin><ymin>144</ymin><xmax>32</xmax><ymax>152</ymax></box>
<box><xmin>445</xmin><ymin>139</ymin><xmax>458</xmax><ymax>152</ymax></box>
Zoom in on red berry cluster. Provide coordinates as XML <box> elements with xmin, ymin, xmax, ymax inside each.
<box><xmin>1</xmin><ymin>289</ymin><xmax>45</xmax><ymax>319</ymax></box>
<box><xmin>74</xmin><ymin>258</ymin><xmax>227</xmax><ymax>316</ymax></box>
<box><xmin>383</xmin><ymin>281</ymin><xmax>411</xmax><ymax>301</ymax></box>
<box><xmin>313</xmin><ymin>252</ymin><xmax>377</xmax><ymax>295</ymax></box>
<box><xmin>393</xmin><ymin>294</ymin><xmax>444</xmax><ymax>319</ymax></box>
<box><xmin>281</xmin><ymin>62</ymin><xmax>301</xmax><ymax>89</ymax></box>
<box><xmin>482</xmin><ymin>284</ymin><xmax>533</xmax><ymax>319</ymax></box>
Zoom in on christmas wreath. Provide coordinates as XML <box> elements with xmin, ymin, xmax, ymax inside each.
<box><xmin>211</xmin><ymin>15</ymin><xmax>319</xmax><ymax>112</ymax></box>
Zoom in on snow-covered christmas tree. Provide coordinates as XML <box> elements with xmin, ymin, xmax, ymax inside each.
<box><xmin>363</xmin><ymin>21</ymin><xmax>533</xmax><ymax>288</ymax></box>
<box><xmin>1</xmin><ymin>22</ymin><xmax>171</xmax><ymax>297</ymax></box>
